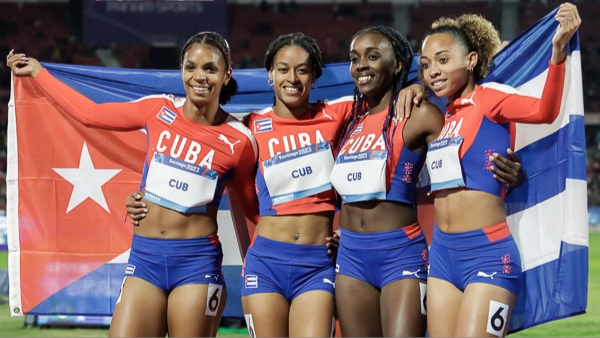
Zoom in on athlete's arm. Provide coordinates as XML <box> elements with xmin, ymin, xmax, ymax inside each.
<box><xmin>7</xmin><ymin>53</ymin><xmax>151</xmax><ymax>131</ymax></box>
<box><xmin>551</xmin><ymin>3</ymin><xmax>580</xmax><ymax>65</ymax></box>
<box><xmin>33</xmin><ymin>68</ymin><xmax>151</xmax><ymax>131</ymax></box>
<box><xmin>395</xmin><ymin>84</ymin><xmax>428</xmax><ymax>122</ymax></box>
<box><xmin>228</xmin><ymin>139</ymin><xmax>260</xmax><ymax>225</ymax></box>
<box><xmin>482</xmin><ymin>61</ymin><xmax>565</xmax><ymax>125</ymax></box>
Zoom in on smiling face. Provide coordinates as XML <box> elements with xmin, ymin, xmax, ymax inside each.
<box><xmin>349</xmin><ymin>32</ymin><xmax>401</xmax><ymax>104</ymax></box>
<box><xmin>419</xmin><ymin>32</ymin><xmax>477</xmax><ymax>101</ymax></box>
<box><xmin>269</xmin><ymin>45</ymin><xmax>316</xmax><ymax>112</ymax></box>
<box><xmin>181</xmin><ymin>43</ymin><xmax>231</xmax><ymax>107</ymax></box>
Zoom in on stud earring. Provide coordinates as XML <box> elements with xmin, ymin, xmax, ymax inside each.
<box><xmin>267</xmin><ymin>78</ymin><xmax>274</xmax><ymax>87</ymax></box>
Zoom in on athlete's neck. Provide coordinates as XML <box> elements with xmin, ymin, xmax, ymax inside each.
<box><xmin>365</xmin><ymin>90</ymin><xmax>393</xmax><ymax>115</ymax></box>
<box><xmin>273</xmin><ymin>101</ymin><xmax>313</xmax><ymax>120</ymax></box>
<box><xmin>183</xmin><ymin>102</ymin><xmax>227</xmax><ymax>125</ymax></box>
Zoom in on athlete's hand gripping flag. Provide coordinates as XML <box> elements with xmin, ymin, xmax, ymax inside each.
<box><xmin>7</xmin><ymin>7</ymin><xmax>586</xmax><ymax>333</ymax></box>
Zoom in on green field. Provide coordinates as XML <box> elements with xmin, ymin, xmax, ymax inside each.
<box><xmin>1</xmin><ymin>233</ymin><xmax>598</xmax><ymax>337</ymax></box>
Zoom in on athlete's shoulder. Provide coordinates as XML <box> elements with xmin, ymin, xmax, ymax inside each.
<box><xmin>244</xmin><ymin>106</ymin><xmax>274</xmax><ymax>122</ymax></box>
<box><xmin>479</xmin><ymin>82</ymin><xmax>520</xmax><ymax>95</ymax></box>
<box><xmin>410</xmin><ymin>101</ymin><xmax>443</xmax><ymax>121</ymax></box>
<box><xmin>224</xmin><ymin>114</ymin><xmax>258</xmax><ymax>154</ymax></box>
<box><xmin>130</xmin><ymin>93</ymin><xmax>184</xmax><ymax>108</ymax></box>
<box><xmin>321</xmin><ymin>95</ymin><xmax>354</xmax><ymax>105</ymax></box>
<box><xmin>316</xmin><ymin>96</ymin><xmax>354</xmax><ymax>119</ymax></box>
<box><xmin>406</xmin><ymin>101</ymin><xmax>445</xmax><ymax>139</ymax></box>
<box><xmin>225</xmin><ymin>113</ymin><xmax>252</xmax><ymax>136</ymax></box>
<box><xmin>249</xmin><ymin>106</ymin><xmax>274</xmax><ymax>117</ymax></box>
<box><xmin>131</xmin><ymin>93</ymin><xmax>177</xmax><ymax>103</ymax></box>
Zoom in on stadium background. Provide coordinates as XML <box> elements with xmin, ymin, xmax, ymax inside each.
<box><xmin>0</xmin><ymin>0</ymin><xmax>597</xmax><ymax>335</ymax></box>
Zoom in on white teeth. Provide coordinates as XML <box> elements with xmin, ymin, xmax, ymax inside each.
<box><xmin>284</xmin><ymin>87</ymin><xmax>300</xmax><ymax>93</ymax></box>
<box><xmin>192</xmin><ymin>86</ymin><xmax>208</xmax><ymax>92</ymax></box>
<box><xmin>431</xmin><ymin>80</ymin><xmax>445</xmax><ymax>87</ymax></box>
<box><xmin>358</xmin><ymin>76</ymin><xmax>371</xmax><ymax>83</ymax></box>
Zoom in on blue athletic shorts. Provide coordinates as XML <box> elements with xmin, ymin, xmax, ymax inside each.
<box><xmin>125</xmin><ymin>234</ymin><xmax>226</xmax><ymax>293</ymax></box>
<box><xmin>428</xmin><ymin>220</ymin><xmax>522</xmax><ymax>294</ymax></box>
<box><xmin>241</xmin><ymin>234</ymin><xmax>336</xmax><ymax>300</ymax></box>
<box><xmin>336</xmin><ymin>223</ymin><xmax>428</xmax><ymax>289</ymax></box>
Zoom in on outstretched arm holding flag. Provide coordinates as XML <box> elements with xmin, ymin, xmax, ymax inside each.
<box><xmin>7</xmin><ymin>31</ymin><xmax>259</xmax><ymax>337</ymax></box>
<box><xmin>5</xmin><ymin>3</ymin><xmax>586</xmax><ymax>334</ymax></box>
<box><xmin>418</xmin><ymin>3</ymin><xmax>581</xmax><ymax>337</ymax></box>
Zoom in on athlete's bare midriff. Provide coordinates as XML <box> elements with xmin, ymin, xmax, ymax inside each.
<box><xmin>133</xmin><ymin>200</ymin><xmax>219</xmax><ymax>239</ymax></box>
<box><xmin>255</xmin><ymin>211</ymin><xmax>334</xmax><ymax>245</ymax></box>
<box><xmin>434</xmin><ymin>189</ymin><xmax>506</xmax><ymax>233</ymax></box>
<box><xmin>340</xmin><ymin>200</ymin><xmax>417</xmax><ymax>233</ymax></box>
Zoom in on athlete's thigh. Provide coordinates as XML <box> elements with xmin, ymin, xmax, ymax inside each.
<box><xmin>166</xmin><ymin>283</ymin><xmax>227</xmax><ymax>337</ymax></box>
<box><xmin>289</xmin><ymin>290</ymin><xmax>335</xmax><ymax>337</ymax></box>
<box><xmin>335</xmin><ymin>274</ymin><xmax>382</xmax><ymax>337</ymax></box>
<box><xmin>242</xmin><ymin>293</ymin><xmax>290</xmax><ymax>337</ymax></box>
<box><xmin>426</xmin><ymin>277</ymin><xmax>463</xmax><ymax>337</ymax></box>
<box><xmin>455</xmin><ymin>283</ymin><xmax>517</xmax><ymax>337</ymax></box>
<box><xmin>380</xmin><ymin>278</ymin><xmax>427</xmax><ymax>337</ymax></box>
<box><xmin>108</xmin><ymin>276</ymin><xmax>168</xmax><ymax>337</ymax></box>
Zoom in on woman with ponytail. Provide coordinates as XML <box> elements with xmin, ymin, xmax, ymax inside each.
<box><xmin>7</xmin><ymin>31</ymin><xmax>259</xmax><ymax>337</ymax></box>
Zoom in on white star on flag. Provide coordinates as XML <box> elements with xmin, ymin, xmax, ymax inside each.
<box><xmin>53</xmin><ymin>142</ymin><xmax>122</xmax><ymax>214</ymax></box>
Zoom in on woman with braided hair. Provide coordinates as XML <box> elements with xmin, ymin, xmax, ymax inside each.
<box><xmin>239</xmin><ymin>29</ymin><xmax>523</xmax><ymax>337</ymax></box>
<box><xmin>122</xmin><ymin>29</ymin><xmax>524</xmax><ymax>338</ymax></box>
<box><xmin>418</xmin><ymin>3</ymin><xmax>580</xmax><ymax>336</ymax></box>
<box><xmin>329</xmin><ymin>25</ymin><xmax>443</xmax><ymax>337</ymax></box>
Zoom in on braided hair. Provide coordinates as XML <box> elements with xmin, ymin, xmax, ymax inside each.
<box><xmin>180</xmin><ymin>31</ymin><xmax>238</xmax><ymax>104</ymax></box>
<box><xmin>339</xmin><ymin>26</ymin><xmax>414</xmax><ymax>158</ymax></box>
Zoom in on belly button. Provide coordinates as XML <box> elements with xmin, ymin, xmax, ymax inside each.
<box><xmin>161</xmin><ymin>229</ymin><xmax>167</xmax><ymax>236</ymax></box>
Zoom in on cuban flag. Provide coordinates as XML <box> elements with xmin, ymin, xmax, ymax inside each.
<box><xmin>485</xmin><ymin>8</ymin><xmax>588</xmax><ymax>333</ymax></box>
<box><xmin>7</xmin><ymin>7</ymin><xmax>586</xmax><ymax>333</ymax></box>
<box><xmin>7</xmin><ymin>57</ymin><xmax>354</xmax><ymax>317</ymax></box>
<box><xmin>253</xmin><ymin>118</ymin><xmax>273</xmax><ymax>133</ymax></box>
<box><xmin>156</xmin><ymin>106</ymin><xmax>177</xmax><ymax>125</ymax></box>
<box><xmin>416</xmin><ymin>8</ymin><xmax>587</xmax><ymax>333</ymax></box>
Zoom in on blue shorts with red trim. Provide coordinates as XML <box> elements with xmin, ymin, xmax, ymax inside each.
<box><xmin>241</xmin><ymin>234</ymin><xmax>336</xmax><ymax>300</ymax></box>
<box><xmin>428</xmin><ymin>220</ymin><xmax>522</xmax><ymax>294</ymax></box>
<box><xmin>125</xmin><ymin>234</ymin><xmax>225</xmax><ymax>293</ymax></box>
<box><xmin>336</xmin><ymin>223</ymin><xmax>428</xmax><ymax>289</ymax></box>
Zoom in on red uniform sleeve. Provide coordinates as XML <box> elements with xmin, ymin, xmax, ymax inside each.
<box><xmin>34</xmin><ymin>68</ymin><xmax>152</xmax><ymax>131</ymax></box>
<box><xmin>228</xmin><ymin>137</ymin><xmax>260</xmax><ymax>224</ymax></box>
<box><xmin>482</xmin><ymin>61</ymin><xmax>565</xmax><ymax>124</ymax></box>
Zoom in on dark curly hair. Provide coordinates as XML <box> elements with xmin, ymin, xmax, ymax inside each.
<box><xmin>426</xmin><ymin>14</ymin><xmax>501</xmax><ymax>82</ymax></box>
<box><xmin>180</xmin><ymin>31</ymin><xmax>238</xmax><ymax>104</ymax></box>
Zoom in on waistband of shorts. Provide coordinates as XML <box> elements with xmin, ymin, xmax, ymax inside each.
<box><xmin>339</xmin><ymin>223</ymin><xmax>423</xmax><ymax>249</ymax></box>
<box><xmin>248</xmin><ymin>233</ymin><xmax>330</xmax><ymax>260</ymax></box>
<box><xmin>433</xmin><ymin>220</ymin><xmax>511</xmax><ymax>249</ymax></box>
<box><xmin>131</xmin><ymin>233</ymin><xmax>221</xmax><ymax>254</ymax></box>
